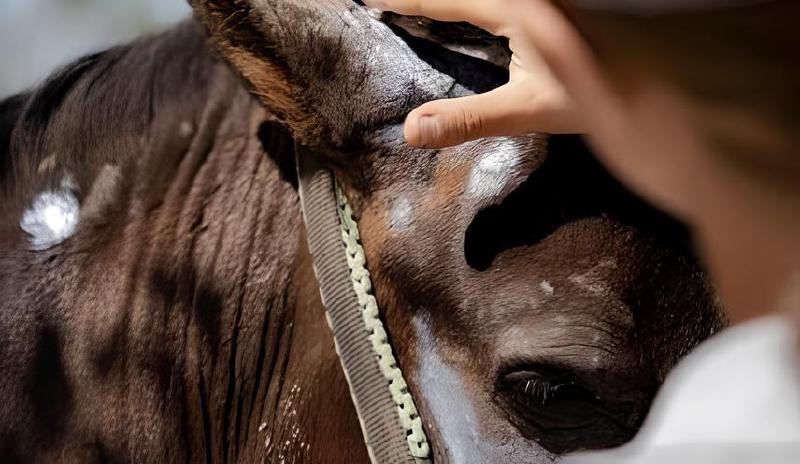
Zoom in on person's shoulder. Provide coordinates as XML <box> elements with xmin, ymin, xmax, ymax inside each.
<box><xmin>564</xmin><ymin>316</ymin><xmax>800</xmax><ymax>464</ymax></box>
<box><xmin>643</xmin><ymin>315</ymin><xmax>800</xmax><ymax>445</ymax></box>
<box><xmin>564</xmin><ymin>443</ymin><xmax>800</xmax><ymax>464</ymax></box>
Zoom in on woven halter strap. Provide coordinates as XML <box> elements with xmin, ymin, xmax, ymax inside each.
<box><xmin>296</xmin><ymin>147</ymin><xmax>431</xmax><ymax>463</ymax></box>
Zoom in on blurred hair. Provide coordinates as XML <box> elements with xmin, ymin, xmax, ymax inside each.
<box><xmin>558</xmin><ymin>0</ymin><xmax>800</xmax><ymax>194</ymax></box>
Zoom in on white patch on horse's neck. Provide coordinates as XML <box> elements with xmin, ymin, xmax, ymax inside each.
<box><xmin>80</xmin><ymin>164</ymin><xmax>122</xmax><ymax>223</ymax></box>
<box><xmin>466</xmin><ymin>141</ymin><xmax>524</xmax><ymax>201</ymax></box>
<box><xmin>179</xmin><ymin>120</ymin><xmax>195</xmax><ymax>138</ymax></box>
<box><xmin>21</xmin><ymin>176</ymin><xmax>80</xmax><ymax>251</ymax></box>
<box><xmin>37</xmin><ymin>155</ymin><xmax>58</xmax><ymax>174</ymax></box>
<box><xmin>540</xmin><ymin>280</ymin><xmax>555</xmax><ymax>296</ymax></box>
<box><xmin>388</xmin><ymin>195</ymin><xmax>413</xmax><ymax>231</ymax></box>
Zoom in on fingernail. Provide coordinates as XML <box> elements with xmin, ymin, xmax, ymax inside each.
<box><xmin>416</xmin><ymin>115</ymin><xmax>440</xmax><ymax>148</ymax></box>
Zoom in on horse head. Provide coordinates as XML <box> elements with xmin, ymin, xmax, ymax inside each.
<box><xmin>189</xmin><ymin>1</ymin><xmax>723</xmax><ymax>461</ymax></box>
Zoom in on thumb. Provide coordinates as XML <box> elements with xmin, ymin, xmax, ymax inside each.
<box><xmin>404</xmin><ymin>82</ymin><xmax>571</xmax><ymax>148</ymax></box>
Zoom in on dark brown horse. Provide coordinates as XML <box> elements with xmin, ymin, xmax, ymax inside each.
<box><xmin>0</xmin><ymin>1</ymin><xmax>723</xmax><ymax>463</ymax></box>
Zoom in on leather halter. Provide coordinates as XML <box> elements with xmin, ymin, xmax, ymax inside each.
<box><xmin>296</xmin><ymin>147</ymin><xmax>432</xmax><ymax>463</ymax></box>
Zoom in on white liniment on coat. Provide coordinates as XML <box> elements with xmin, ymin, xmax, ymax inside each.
<box><xmin>466</xmin><ymin>142</ymin><xmax>524</xmax><ymax>200</ymax></box>
<box><xmin>21</xmin><ymin>182</ymin><xmax>80</xmax><ymax>251</ymax></box>
<box><xmin>388</xmin><ymin>195</ymin><xmax>413</xmax><ymax>230</ymax></box>
<box><xmin>540</xmin><ymin>280</ymin><xmax>555</xmax><ymax>296</ymax></box>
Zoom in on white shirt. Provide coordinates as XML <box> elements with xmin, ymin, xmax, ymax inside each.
<box><xmin>566</xmin><ymin>316</ymin><xmax>800</xmax><ymax>464</ymax></box>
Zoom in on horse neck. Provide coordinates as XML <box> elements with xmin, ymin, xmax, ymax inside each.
<box><xmin>0</xmin><ymin>20</ymin><xmax>365</xmax><ymax>463</ymax></box>
<box><xmin>140</xmin><ymin>30</ymin><xmax>366</xmax><ymax>461</ymax></box>
<box><xmin>75</xmin><ymin>24</ymin><xmax>317</xmax><ymax>462</ymax></box>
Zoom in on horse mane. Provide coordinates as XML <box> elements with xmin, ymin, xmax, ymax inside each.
<box><xmin>0</xmin><ymin>46</ymin><xmax>124</xmax><ymax>191</ymax></box>
<box><xmin>0</xmin><ymin>92</ymin><xmax>29</xmax><ymax>188</ymax></box>
<box><xmin>0</xmin><ymin>20</ymin><xmax>223</xmax><ymax>208</ymax></box>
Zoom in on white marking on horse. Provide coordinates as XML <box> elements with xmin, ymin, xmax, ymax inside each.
<box><xmin>540</xmin><ymin>280</ymin><xmax>555</xmax><ymax>296</ymax></box>
<box><xmin>466</xmin><ymin>141</ymin><xmax>524</xmax><ymax>200</ymax></box>
<box><xmin>80</xmin><ymin>164</ymin><xmax>122</xmax><ymax>222</ymax></box>
<box><xmin>414</xmin><ymin>315</ymin><xmax>480</xmax><ymax>463</ymax></box>
<box><xmin>21</xmin><ymin>177</ymin><xmax>80</xmax><ymax>251</ymax></box>
<box><xmin>37</xmin><ymin>155</ymin><xmax>58</xmax><ymax>173</ymax></box>
<box><xmin>569</xmin><ymin>258</ymin><xmax>618</xmax><ymax>297</ymax></box>
<box><xmin>388</xmin><ymin>195</ymin><xmax>413</xmax><ymax>230</ymax></box>
<box><xmin>179</xmin><ymin>120</ymin><xmax>194</xmax><ymax>138</ymax></box>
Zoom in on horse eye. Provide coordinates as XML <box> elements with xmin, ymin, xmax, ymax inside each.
<box><xmin>505</xmin><ymin>370</ymin><xmax>580</xmax><ymax>407</ymax></box>
<box><xmin>496</xmin><ymin>366</ymin><xmax>639</xmax><ymax>454</ymax></box>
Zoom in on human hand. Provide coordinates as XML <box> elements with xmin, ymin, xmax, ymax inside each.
<box><xmin>364</xmin><ymin>0</ymin><xmax>584</xmax><ymax>148</ymax></box>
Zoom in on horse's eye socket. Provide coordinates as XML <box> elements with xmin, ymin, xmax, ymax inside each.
<box><xmin>497</xmin><ymin>367</ymin><xmax>639</xmax><ymax>454</ymax></box>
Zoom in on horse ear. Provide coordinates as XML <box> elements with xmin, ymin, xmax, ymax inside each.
<box><xmin>0</xmin><ymin>93</ymin><xmax>27</xmax><ymax>183</ymax></box>
<box><xmin>189</xmin><ymin>0</ymin><xmax>457</xmax><ymax>146</ymax></box>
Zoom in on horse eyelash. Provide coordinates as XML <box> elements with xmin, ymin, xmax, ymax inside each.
<box><xmin>513</xmin><ymin>377</ymin><xmax>573</xmax><ymax>405</ymax></box>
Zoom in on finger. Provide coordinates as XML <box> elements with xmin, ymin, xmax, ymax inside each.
<box><xmin>403</xmin><ymin>81</ymin><xmax>583</xmax><ymax>148</ymax></box>
<box><xmin>515</xmin><ymin>0</ymin><xmax>612</xmax><ymax>111</ymax></box>
<box><xmin>363</xmin><ymin>0</ymin><xmax>511</xmax><ymax>36</ymax></box>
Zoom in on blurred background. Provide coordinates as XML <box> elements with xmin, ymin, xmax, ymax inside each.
<box><xmin>0</xmin><ymin>0</ymin><xmax>191</xmax><ymax>97</ymax></box>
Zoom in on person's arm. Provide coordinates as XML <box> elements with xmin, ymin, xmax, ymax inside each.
<box><xmin>365</xmin><ymin>0</ymin><xmax>584</xmax><ymax>148</ymax></box>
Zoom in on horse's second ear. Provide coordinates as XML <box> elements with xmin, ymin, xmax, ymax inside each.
<box><xmin>189</xmin><ymin>0</ymin><xmax>307</xmax><ymax>138</ymax></box>
<box><xmin>189</xmin><ymin>0</ymin><xmax>456</xmax><ymax>147</ymax></box>
<box><xmin>0</xmin><ymin>93</ymin><xmax>27</xmax><ymax>184</ymax></box>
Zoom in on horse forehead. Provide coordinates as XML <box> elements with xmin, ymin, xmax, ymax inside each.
<box><xmin>463</xmin><ymin>140</ymin><xmax>533</xmax><ymax>202</ymax></box>
<box><xmin>358</xmin><ymin>137</ymin><xmax>545</xmax><ymax>283</ymax></box>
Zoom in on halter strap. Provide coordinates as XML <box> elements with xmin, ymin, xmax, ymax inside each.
<box><xmin>296</xmin><ymin>147</ymin><xmax>431</xmax><ymax>463</ymax></box>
